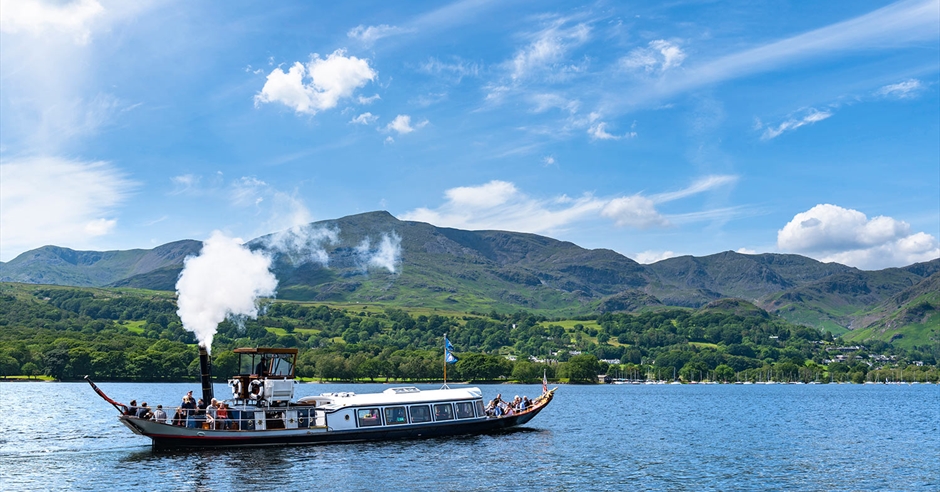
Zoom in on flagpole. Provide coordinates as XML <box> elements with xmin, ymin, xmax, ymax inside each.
<box><xmin>443</xmin><ymin>334</ymin><xmax>448</xmax><ymax>389</ymax></box>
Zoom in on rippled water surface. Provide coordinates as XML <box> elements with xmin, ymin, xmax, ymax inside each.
<box><xmin>1</xmin><ymin>382</ymin><xmax>937</xmax><ymax>491</ymax></box>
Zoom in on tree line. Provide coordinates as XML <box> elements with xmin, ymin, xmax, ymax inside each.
<box><xmin>0</xmin><ymin>286</ymin><xmax>937</xmax><ymax>383</ymax></box>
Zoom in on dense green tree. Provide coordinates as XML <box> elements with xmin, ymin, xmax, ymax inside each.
<box><xmin>565</xmin><ymin>354</ymin><xmax>599</xmax><ymax>384</ymax></box>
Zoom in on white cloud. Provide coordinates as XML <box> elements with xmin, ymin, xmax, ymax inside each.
<box><xmin>350</xmin><ymin>112</ymin><xmax>378</xmax><ymax>125</ymax></box>
<box><xmin>0</xmin><ymin>156</ymin><xmax>136</xmax><ymax>260</ymax></box>
<box><xmin>401</xmin><ymin>180</ymin><xmax>605</xmax><ymax>233</ymax></box>
<box><xmin>874</xmin><ymin>79</ymin><xmax>924</xmax><ymax>99</ymax></box>
<box><xmin>761</xmin><ymin>108</ymin><xmax>832</xmax><ymax>140</ymax></box>
<box><xmin>634</xmin><ymin>250</ymin><xmax>678</xmax><ymax>264</ymax></box>
<box><xmin>736</xmin><ymin>247</ymin><xmax>757</xmax><ymax>255</ymax></box>
<box><xmin>777</xmin><ymin>204</ymin><xmax>939</xmax><ymax>269</ymax></box>
<box><xmin>601</xmin><ymin>195</ymin><xmax>668</xmax><ymax>228</ymax></box>
<box><xmin>254</xmin><ymin>49</ymin><xmax>377</xmax><ymax>115</ymax></box>
<box><xmin>401</xmin><ymin>175</ymin><xmax>737</xmax><ymax>234</ymax></box>
<box><xmin>347</xmin><ymin>24</ymin><xmax>410</xmax><ymax>46</ymax></box>
<box><xmin>621</xmin><ymin>39</ymin><xmax>686</xmax><ymax>73</ymax></box>
<box><xmin>358</xmin><ymin>94</ymin><xmax>381</xmax><ymax>105</ymax></box>
<box><xmin>0</xmin><ymin>0</ymin><xmax>105</xmax><ymax>45</ymax></box>
<box><xmin>543</xmin><ymin>156</ymin><xmax>556</xmax><ymax>166</ymax></box>
<box><xmin>386</xmin><ymin>114</ymin><xmax>427</xmax><ymax>135</ymax></box>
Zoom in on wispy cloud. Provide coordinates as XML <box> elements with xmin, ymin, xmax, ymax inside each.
<box><xmin>509</xmin><ymin>19</ymin><xmax>591</xmax><ymax>82</ymax></box>
<box><xmin>759</xmin><ymin>108</ymin><xmax>832</xmax><ymax>140</ymax></box>
<box><xmin>621</xmin><ymin>39</ymin><xmax>686</xmax><ymax>73</ymax></box>
<box><xmin>385</xmin><ymin>114</ymin><xmax>428</xmax><ymax>135</ymax></box>
<box><xmin>646</xmin><ymin>0</ymin><xmax>939</xmax><ymax>102</ymax></box>
<box><xmin>350</xmin><ymin>112</ymin><xmax>379</xmax><ymax>125</ymax></box>
<box><xmin>874</xmin><ymin>78</ymin><xmax>925</xmax><ymax>99</ymax></box>
<box><xmin>420</xmin><ymin>57</ymin><xmax>482</xmax><ymax>82</ymax></box>
<box><xmin>347</xmin><ymin>24</ymin><xmax>411</xmax><ymax>46</ymax></box>
<box><xmin>0</xmin><ymin>156</ymin><xmax>136</xmax><ymax>259</ymax></box>
<box><xmin>652</xmin><ymin>175</ymin><xmax>738</xmax><ymax>202</ymax></box>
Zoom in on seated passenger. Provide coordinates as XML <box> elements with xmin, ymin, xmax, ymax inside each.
<box><xmin>125</xmin><ymin>400</ymin><xmax>139</xmax><ymax>417</ymax></box>
<box><xmin>137</xmin><ymin>402</ymin><xmax>153</xmax><ymax>419</ymax></box>
<box><xmin>216</xmin><ymin>402</ymin><xmax>230</xmax><ymax>430</ymax></box>
<box><xmin>152</xmin><ymin>404</ymin><xmax>167</xmax><ymax>423</ymax></box>
<box><xmin>172</xmin><ymin>407</ymin><xmax>183</xmax><ymax>426</ymax></box>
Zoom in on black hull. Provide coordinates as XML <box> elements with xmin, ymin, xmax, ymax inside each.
<box><xmin>145</xmin><ymin>405</ymin><xmax>545</xmax><ymax>450</ymax></box>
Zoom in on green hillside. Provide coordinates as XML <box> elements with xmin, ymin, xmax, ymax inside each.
<box><xmin>2</xmin><ymin>210</ymin><xmax>938</xmax><ymax>346</ymax></box>
<box><xmin>841</xmin><ymin>273</ymin><xmax>940</xmax><ymax>349</ymax></box>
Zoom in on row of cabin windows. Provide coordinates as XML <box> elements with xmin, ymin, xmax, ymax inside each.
<box><xmin>356</xmin><ymin>401</ymin><xmax>485</xmax><ymax>428</ymax></box>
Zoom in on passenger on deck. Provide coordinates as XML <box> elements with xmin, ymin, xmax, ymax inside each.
<box><xmin>194</xmin><ymin>398</ymin><xmax>207</xmax><ymax>428</ymax></box>
<box><xmin>152</xmin><ymin>404</ymin><xmax>167</xmax><ymax>423</ymax></box>
<box><xmin>207</xmin><ymin>398</ymin><xmax>218</xmax><ymax>425</ymax></box>
<box><xmin>181</xmin><ymin>394</ymin><xmax>197</xmax><ymax>428</ymax></box>
<box><xmin>137</xmin><ymin>402</ymin><xmax>153</xmax><ymax>419</ymax></box>
<box><xmin>172</xmin><ymin>407</ymin><xmax>184</xmax><ymax>426</ymax></box>
<box><xmin>125</xmin><ymin>400</ymin><xmax>139</xmax><ymax>417</ymax></box>
<box><xmin>216</xmin><ymin>402</ymin><xmax>230</xmax><ymax>430</ymax></box>
<box><xmin>523</xmin><ymin>396</ymin><xmax>532</xmax><ymax>409</ymax></box>
<box><xmin>487</xmin><ymin>399</ymin><xmax>503</xmax><ymax>417</ymax></box>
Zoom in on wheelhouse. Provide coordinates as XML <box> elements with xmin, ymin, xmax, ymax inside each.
<box><xmin>229</xmin><ymin>347</ymin><xmax>298</xmax><ymax>405</ymax></box>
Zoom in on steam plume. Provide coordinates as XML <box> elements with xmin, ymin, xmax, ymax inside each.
<box><xmin>261</xmin><ymin>224</ymin><xmax>339</xmax><ymax>266</ymax></box>
<box><xmin>176</xmin><ymin>231</ymin><xmax>278</xmax><ymax>353</ymax></box>
<box><xmin>355</xmin><ymin>232</ymin><xmax>402</xmax><ymax>273</ymax></box>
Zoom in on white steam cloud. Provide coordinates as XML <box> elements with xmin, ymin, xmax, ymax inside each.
<box><xmin>176</xmin><ymin>231</ymin><xmax>278</xmax><ymax>353</ymax></box>
<box><xmin>261</xmin><ymin>224</ymin><xmax>339</xmax><ymax>266</ymax></box>
<box><xmin>355</xmin><ymin>232</ymin><xmax>402</xmax><ymax>273</ymax></box>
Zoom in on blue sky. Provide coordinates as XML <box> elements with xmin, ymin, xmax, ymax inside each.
<box><xmin>1</xmin><ymin>0</ymin><xmax>938</xmax><ymax>270</ymax></box>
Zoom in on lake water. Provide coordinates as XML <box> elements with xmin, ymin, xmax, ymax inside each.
<box><xmin>1</xmin><ymin>382</ymin><xmax>937</xmax><ymax>491</ymax></box>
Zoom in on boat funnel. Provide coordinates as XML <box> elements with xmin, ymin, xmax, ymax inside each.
<box><xmin>198</xmin><ymin>345</ymin><xmax>214</xmax><ymax>403</ymax></box>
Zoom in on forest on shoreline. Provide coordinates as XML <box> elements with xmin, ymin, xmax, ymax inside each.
<box><xmin>2</xmin><ymin>284</ymin><xmax>938</xmax><ymax>384</ymax></box>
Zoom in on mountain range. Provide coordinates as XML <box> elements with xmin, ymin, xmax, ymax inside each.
<box><xmin>2</xmin><ymin>211</ymin><xmax>937</xmax><ymax>346</ymax></box>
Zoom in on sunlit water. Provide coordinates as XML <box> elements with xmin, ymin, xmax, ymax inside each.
<box><xmin>1</xmin><ymin>382</ymin><xmax>937</xmax><ymax>491</ymax></box>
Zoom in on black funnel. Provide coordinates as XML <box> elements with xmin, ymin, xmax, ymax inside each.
<box><xmin>198</xmin><ymin>345</ymin><xmax>214</xmax><ymax>403</ymax></box>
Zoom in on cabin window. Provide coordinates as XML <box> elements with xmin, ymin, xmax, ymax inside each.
<box><xmin>357</xmin><ymin>408</ymin><xmax>382</xmax><ymax>427</ymax></box>
<box><xmin>474</xmin><ymin>400</ymin><xmax>485</xmax><ymax>417</ymax></box>
<box><xmin>384</xmin><ymin>406</ymin><xmax>407</xmax><ymax>425</ymax></box>
<box><xmin>433</xmin><ymin>403</ymin><xmax>454</xmax><ymax>421</ymax></box>
<box><xmin>455</xmin><ymin>402</ymin><xmax>475</xmax><ymax>419</ymax></box>
<box><xmin>410</xmin><ymin>405</ymin><xmax>431</xmax><ymax>423</ymax></box>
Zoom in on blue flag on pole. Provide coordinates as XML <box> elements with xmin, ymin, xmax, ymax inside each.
<box><xmin>444</xmin><ymin>336</ymin><xmax>458</xmax><ymax>364</ymax></box>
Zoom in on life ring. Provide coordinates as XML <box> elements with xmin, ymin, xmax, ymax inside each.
<box><xmin>249</xmin><ymin>379</ymin><xmax>264</xmax><ymax>398</ymax></box>
<box><xmin>230</xmin><ymin>379</ymin><xmax>242</xmax><ymax>396</ymax></box>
